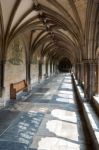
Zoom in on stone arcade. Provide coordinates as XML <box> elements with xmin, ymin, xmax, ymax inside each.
<box><xmin>0</xmin><ymin>0</ymin><xmax>99</xmax><ymax>150</ymax></box>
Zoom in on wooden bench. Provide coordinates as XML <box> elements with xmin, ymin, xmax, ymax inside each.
<box><xmin>10</xmin><ymin>80</ymin><xmax>28</xmax><ymax>99</ymax></box>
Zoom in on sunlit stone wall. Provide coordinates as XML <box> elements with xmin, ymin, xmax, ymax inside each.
<box><xmin>4</xmin><ymin>37</ymin><xmax>26</xmax><ymax>102</ymax></box>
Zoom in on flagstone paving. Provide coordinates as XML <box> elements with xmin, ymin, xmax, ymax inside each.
<box><xmin>0</xmin><ymin>74</ymin><xmax>93</xmax><ymax>150</ymax></box>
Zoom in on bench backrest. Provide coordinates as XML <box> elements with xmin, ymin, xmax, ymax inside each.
<box><xmin>10</xmin><ymin>80</ymin><xmax>27</xmax><ymax>99</ymax></box>
<box><xmin>13</xmin><ymin>80</ymin><xmax>27</xmax><ymax>92</ymax></box>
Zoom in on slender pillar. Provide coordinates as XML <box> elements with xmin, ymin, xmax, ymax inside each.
<box><xmin>84</xmin><ymin>60</ymin><xmax>96</xmax><ymax>101</ymax></box>
<box><xmin>53</xmin><ymin>62</ymin><xmax>55</xmax><ymax>74</ymax></box>
<box><xmin>0</xmin><ymin>60</ymin><xmax>5</xmax><ymax>97</ymax></box>
<box><xmin>95</xmin><ymin>59</ymin><xmax>99</xmax><ymax>95</ymax></box>
<box><xmin>78</xmin><ymin>63</ymin><xmax>82</xmax><ymax>85</ymax></box>
<box><xmin>80</xmin><ymin>63</ymin><xmax>82</xmax><ymax>83</ymax></box>
<box><xmin>45</xmin><ymin>60</ymin><xmax>48</xmax><ymax>75</ymax></box>
<box><xmin>72</xmin><ymin>64</ymin><xmax>75</xmax><ymax>74</ymax></box>
<box><xmin>98</xmin><ymin>59</ymin><xmax>99</xmax><ymax>95</ymax></box>
<box><xmin>26</xmin><ymin>63</ymin><xmax>31</xmax><ymax>85</ymax></box>
<box><xmin>83</xmin><ymin>61</ymin><xmax>89</xmax><ymax>101</ymax></box>
<box><xmin>54</xmin><ymin>62</ymin><xmax>57</xmax><ymax>74</ymax></box>
<box><xmin>81</xmin><ymin>63</ymin><xmax>84</xmax><ymax>83</ymax></box>
<box><xmin>73</xmin><ymin>64</ymin><xmax>76</xmax><ymax>77</ymax></box>
<box><xmin>26</xmin><ymin>62</ymin><xmax>31</xmax><ymax>89</ymax></box>
<box><xmin>50</xmin><ymin>61</ymin><xmax>52</xmax><ymax>76</ymax></box>
<box><xmin>75</xmin><ymin>64</ymin><xmax>78</xmax><ymax>80</ymax></box>
<box><xmin>92</xmin><ymin>62</ymin><xmax>97</xmax><ymax>96</ymax></box>
<box><xmin>77</xmin><ymin>64</ymin><xmax>80</xmax><ymax>81</ymax></box>
<box><xmin>88</xmin><ymin>62</ymin><xmax>93</xmax><ymax>100</ymax></box>
<box><xmin>38</xmin><ymin>59</ymin><xmax>42</xmax><ymax>82</ymax></box>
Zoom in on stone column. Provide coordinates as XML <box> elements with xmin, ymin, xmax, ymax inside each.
<box><xmin>84</xmin><ymin>60</ymin><xmax>96</xmax><ymax>101</ymax></box>
<box><xmin>45</xmin><ymin>60</ymin><xmax>48</xmax><ymax>76</ymax></box>
<box><xmin>50</xmin><ymin>61</ymin><xmax>52</xmax><ymax>76</ymax></box>
<box><xmin>77</xmin><ymin>64</ymin><xmax>80</xmax><ymax>82</ymax></box>
<box><xmin>77</xmin><ymin>63</ymin><xmax>84</xmax><ymax>87</ymax></box>
<box><xmin>83</xmin><ymin>61</ymin><xmax>89</xmax><ymax>101</ymax></box>
<box><xmin>88</xmin><ymin>62</ymin><xmax>93</xmax><ymax>100</ymax></box>
<box><xmin>92</xmin><ymin>61</ymin><xmax>97</xmax><ymax>96</ymax></box>
<box><xmin>98</xmin><ymin>59</ymin><xmax>99</xmax><ymax>95</ymax></box>
<box><xmin>0</xmin><ymin>60</ymin><xmax>5</xmax><ymax>97</ymax></box>
<box><xmin>53</xmin><ymin>62</ymin><xmax>55</xmax><ymax>74</ymax></box>
<box><xmin>81</xmin><ymin>63</ymin><xmax>84</xmax><ymax>83</ymax></box>
<box><xmin>26</xmin><ymin>62</ymin><xmax>31</xmax><ymax>91</ymax></box>
<box><xmin>75</xmin><ymin>63</ymin><xmax>80</xmax><ymax>82</ymax></box>
<box><xmin>78</xmin><ymin>63</ymin><xmax>82</xmax><ymax>85</ymax></box>
<box><xmin>54</xmin><ymin>62</ymin><xmax>57</xmax><ymax>74</ymax></box>
<box><xmin>38</xmin><ymin>59</ymin><xmax>42</xmax><ymax>82</ymax></box>
<box><xmin>72</xmin><ymin>64</ymin><xmax>75</xmax><ymax>74</ymax></box>
<box><xmin>95</xmin><ymin>59</ymin><xmax>99</xmax><ymax>95</ymax></box>
<box><xmin>75</xmin><ymin>64</ymin><xmax>78</xmax><ymax>80</ymax></box>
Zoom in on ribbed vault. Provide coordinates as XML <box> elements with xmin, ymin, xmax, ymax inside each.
<box><xmin>0</xmin><ymin>0</ymin><xmax>99</xmax><ymax>89</ymax></box>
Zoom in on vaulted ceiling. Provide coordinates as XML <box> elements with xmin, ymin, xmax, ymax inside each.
<box><xmin>0</xmin><ymin>0</ymin><xmax>99</xmax><ymax>64</ymax></box>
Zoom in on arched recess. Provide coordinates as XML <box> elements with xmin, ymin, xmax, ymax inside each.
<box><xmin>4</xmin><ymin>36</ymin><xmax>27</xmax><ymax>100</ymax></box>
<box><xmin>58</xmin><ymin>57</ymin><xmax>72</xmax><ymax>72</ymax></box>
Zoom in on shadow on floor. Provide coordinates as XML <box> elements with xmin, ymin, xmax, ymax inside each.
<box><xmin>0</xmin><ymin>109</ymin><xmax>20</xmax><ymax>135</ymax></box>
<box><xmin>0</xmin><ymin>111</ymin><xmax>44</xmax><ymax>150</ymax></box>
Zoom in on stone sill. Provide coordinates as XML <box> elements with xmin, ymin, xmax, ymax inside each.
<box><xmin>72</xmin><ymin>74</ymin><xmax>99</xmax><ymax>150</ymax></box>
<box><xmin>73</xmin><ymin>76</ymin><xmax>84</xmax><ymax>100</ymax></box>
<box><xmin>83</xmin><ymin>103</ymin><xmax>99</xmax><ymax>144</ymax></box>
<box><xmin>93</xmin><ymin>96</ymin><xmax>99</xmax><ymax>116</ymax></box>
<box><xmin>93</xmin><ymin>96</ymin><xmax>99</xmax><ymax>104</ymax></box>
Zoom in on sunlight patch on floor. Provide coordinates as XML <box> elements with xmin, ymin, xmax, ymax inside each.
<box><xmin>56</xmin><ymin>89</ymin><xmax>74</xmax><ymax>104</ymax></box>
<box><xmin>56</xmin><ymin>97</ymin><xmax>74</xmax><ymax>104</ymax></box>
<box><xmin>56</xmin><ymin>97</ymin><xmax>69</xmax><ymax>103</ymax></box>
<box><xmin>58</xmin><ymin>91</ymin><xmax>73</xmax><ymax>97</ymax></box>
<box><xmin>61</xmin><ymin>84</ymin><xmax>72</xmax><ymax>89</ymax></box>
<box><xmin>58</xmin><ymin>91</ymin><xmax>73</xmax><ymax>99</ymax></box>
<box><xmin>38</xmin><ymin>137</ymin><xmax>81</xmax><ymax>150</ymax></box>
<box><xmin>46</xmin><ymin>120</ymin><xmax>79</xmax><ymax>141</ymax></box>
<box><xmin>51</xmin><ymin>109</ymin><xmax>77</xmax><ymax>123</ymax></box>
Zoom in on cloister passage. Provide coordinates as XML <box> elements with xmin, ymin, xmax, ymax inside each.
<box><xmin>0</xmin><ymin>0</ymin><xmax>99</xmax><ymax>150</ymax></box>
<box><xmin>0</xmin><ymin>74</ymin><xmax>93</xmax><ymax>150</ymax></box>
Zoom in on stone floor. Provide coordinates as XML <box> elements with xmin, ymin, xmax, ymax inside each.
<box><xmin>0</xmin><ymin>73</ymin><xmax>93</xmax><ymax>150</ymax></box>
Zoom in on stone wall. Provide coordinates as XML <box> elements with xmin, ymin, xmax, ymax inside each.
<box><xmin>4</xmin><ymin>38</ymin><xmax>26</xmax><ymax>102</ymax></box>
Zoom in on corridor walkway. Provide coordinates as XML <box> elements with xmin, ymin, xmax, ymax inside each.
<box><xmin>0</xmin><ymin>74</ymin><xmax>92</xmax><ymax>150</ymax></box>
